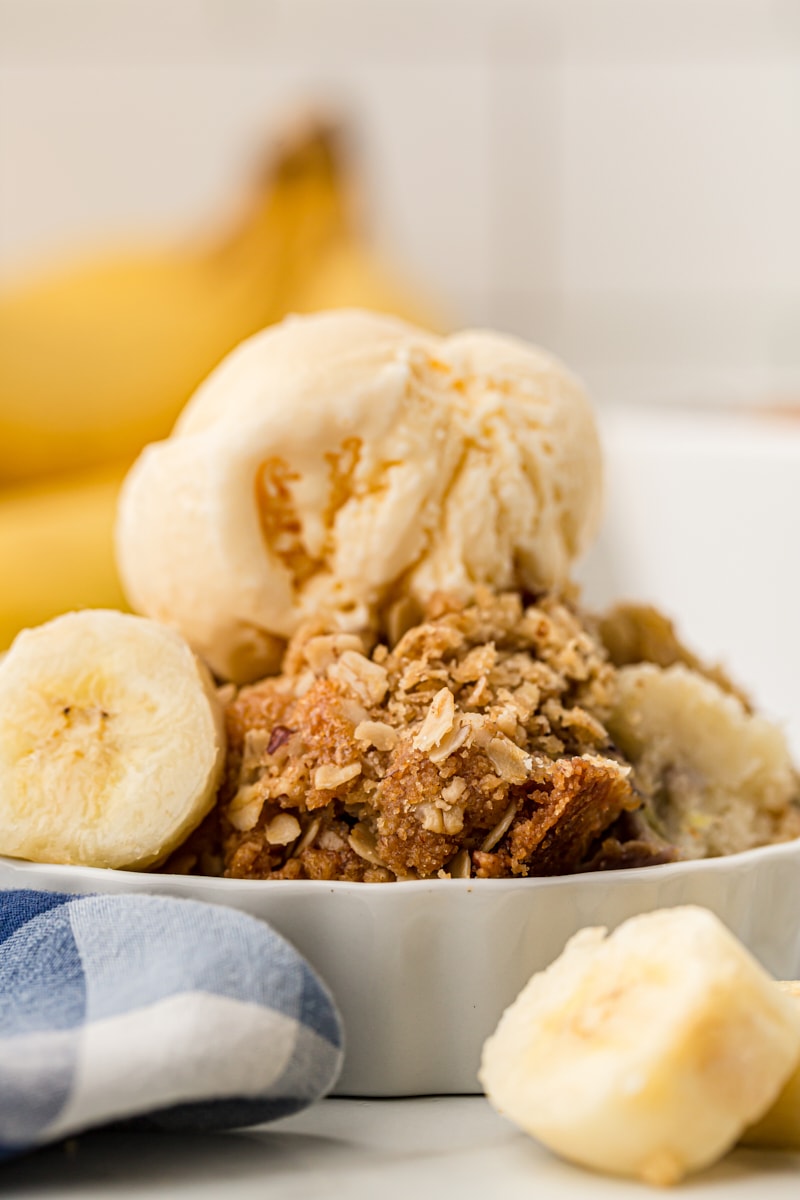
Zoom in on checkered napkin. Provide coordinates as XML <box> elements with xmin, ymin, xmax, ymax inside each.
<box><xmin>0</xmin><ymin>890</ymin><xmax>344</xmax><ymax>1161</ymax></box>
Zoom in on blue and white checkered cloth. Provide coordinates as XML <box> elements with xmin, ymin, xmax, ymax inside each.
<box><xmin>0</xmin><ymin>890</ymin><xmax>344</xmax><ymax>1161</ymax></box>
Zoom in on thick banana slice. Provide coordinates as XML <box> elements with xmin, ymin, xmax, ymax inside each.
<box><xmin>608</xmin><ymin>663</ymin><xmax>800</xmax><ymax>858</ymax></box>
<box><xmin>0</xmin><ymin>610</ymin><xmax>225</xmax><ymax>870</ymax></box>
<box><xmin>479</xmin><ymin>906</ymin><xmax>800</xmax><ymax>1186</ymax></box>
<box><xmin>741</xmin><ymin>982</ymin><xmax>800</xmax><ymax>1149</ymax></box>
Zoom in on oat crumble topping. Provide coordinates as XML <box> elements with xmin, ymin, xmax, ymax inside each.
<box><xmin>167</xmin><ymin>589</ymin><xmax>694</xmax><ymax>881</ymax></box>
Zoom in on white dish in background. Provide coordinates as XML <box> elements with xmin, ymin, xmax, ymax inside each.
<box><xmin>2</xmin><ymin>840</ymin><xmax>800</xmax><ymax>1097</ymax></box>
<box><xmin>579</xmin><ymin>405</ymin><xmax>800</xmax><ymax>755</ymax></box>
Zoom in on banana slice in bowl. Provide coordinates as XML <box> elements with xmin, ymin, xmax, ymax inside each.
<box><xmin>0</xmin><ymin>609</ymin><xmax>225</xmax><ymax>870</ymax></box>
<box><xmin>479</xmin><ymin>905</ymin><xmax>800</xmax><ymax>1186</ymax></box>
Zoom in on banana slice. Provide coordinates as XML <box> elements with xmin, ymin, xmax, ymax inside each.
<box><xmin>741</xmin><ymin>982</ymin><xmax>800</xmax><ymax>1149</ymax></box>
<box><xmin>479</xmin><ymin>906</ymin><xmax>800</xmax><ymax>1186</ymax></box>
<box><xmin>0</xmin><ymin>609</ymin><xmax>225</xmax><ymax>870</ymax></box>
<box><xmin>608</xmin><ymin>663</ymin><xmax>800</xmax><ymax>859</ymax></box>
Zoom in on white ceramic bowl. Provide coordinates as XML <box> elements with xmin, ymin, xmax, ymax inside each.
<box><xmin>2</xmin><ymin>842</ymin><xmax>799</xmax><ymax>1096</ymax></box>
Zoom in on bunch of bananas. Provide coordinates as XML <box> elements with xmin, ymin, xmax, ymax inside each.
<box><xmin>0</xmin><ymin>121</ymin><xmax>441</xmax><ymax>649</ymax></box>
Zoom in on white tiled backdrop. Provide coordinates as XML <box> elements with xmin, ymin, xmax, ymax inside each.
<box><xmin>1</xmin><ymin>0</ymin><xmax>799</xmax><ymax>407</ymax></box>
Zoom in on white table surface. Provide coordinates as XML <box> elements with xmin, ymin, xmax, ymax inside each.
<box><xmin>3</xmin><ymin>1098</ymin><xmax>798</xmax><ymax>1198</ymax></box>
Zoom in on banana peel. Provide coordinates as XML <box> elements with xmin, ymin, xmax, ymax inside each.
<box><xmin>0</xmin><ymin>120</ymin><xmax>444</xmax><ymax>485</ymax></box>
<box><xmin>0</xmin><ymin>464</ymin><xmax>129</xmax><ymax>650</ymax></box>
<box><xmin>292</xmin><ymin>237</ymin><xmax>444</xmax><ymax>331</ymax></box>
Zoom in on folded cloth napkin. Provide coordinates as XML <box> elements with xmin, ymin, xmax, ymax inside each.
<box><xmin>0</xmin><ymin>890</ymin><xmax>344</xmax><ymax>1161</ymax></box>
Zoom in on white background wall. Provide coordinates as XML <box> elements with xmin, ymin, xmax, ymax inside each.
<box><xmin>1</xmin><ymin>0</ymin><xmax>799</xmax><ymax>408</ymax></box>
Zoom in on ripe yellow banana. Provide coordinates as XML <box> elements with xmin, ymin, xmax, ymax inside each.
<box><xmin>741</xmin><ymin>981</ymin><xmax>800</xmax><ymax>1149</ymax></box>
<box><xmin>0</xmin><ymin>609</ymin><xmax>225</xmax><ymax>869</ymax></box>
<box><xmin>479</xmin><ymin>906</ymin><xmax>800</xmax><ymax>1186</ymax></box>
<box><xmin>0</xmin><ymin>122</ymin><xmax>442</xmax><ymax>485</ymax></box>
<box><xmin>0</xmin><ymin>463</ymin><xmax>129</xmax><ymax>651</ymax></box>
<box><xmin>292</xmin><ymin>237</ymin><xmax>444</xmax><ymax>332</ymax></box>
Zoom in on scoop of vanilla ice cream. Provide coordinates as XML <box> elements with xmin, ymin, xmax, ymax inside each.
<box><xmin>116</xmin><ymin>309</ymin><xmax>602</xmax><ymax>682</ymax></box>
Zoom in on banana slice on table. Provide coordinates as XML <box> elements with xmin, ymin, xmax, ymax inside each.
<box><xmin>741</xmin><ymin>981</ymin><xmax>800</xmax><ymax>1149</ymax></box>
<box><xmin>0</xmin><ymin>610</ymin><xmax>225</xmax><ymax>870</ymax></box>
<box><xmin>479</xmin><ymin>906</ymin><xmax>800</xmax><ymax>1186</ymax></box>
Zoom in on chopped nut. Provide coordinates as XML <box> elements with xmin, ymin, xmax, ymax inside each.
<box><xmin>243</xmin><ymin>728</ymin><xmax>272</xmax><ymax>758</ymax></box>
<box><xmin>266</xmin><ymin>725</ymin><xmax>294</xmax><ymax>755</ymax></box>
<box><xmin>227</xmin><ymin>784</ymin><xmax>264</xmax><ymax>831</ymax></box>
<box><xmin>442</xmin><ymin>805</ymin><xmax>464</xmax><ymax>835</ymax></box>
<box><xmin>413</xmin><ymin>687</ymin><xmax>456</xmax><ymax>753</ymax></box>
<box><xmin>441</xmin><ymin>777</ymin><xmax>467</xmax><ymax>804</ymax></box>
<box><xmin>313</xmin><ymin>762</ymin><xmax>362</xmax><ymax>790</ymax></box>
<box><xmin>354</xmin><ymin>720</ymin><xmax>398</xmax><ymax>751</ymax></box>
<box><xmin>228</xmin><ymin>783</ymin><xmax>259</xmax><ymax>811</ymax></box>
<box><xmin>494</xmin><ymin>707</ymin><xmax>519</xmax><ymax>739</ymax></box>
<box><xmin>328</xmin><ymin>650</ymin><xmax>389</xmax><ymax>706</ymax></box>
<box><xmin>303</xmin><ymin>633</ymin><xmax>365</xmax><ymax>675</ymax></box>
<box><xmin>227</xmin><ymin>798</ymin><xmax>263</xmax><ymax>832</ymax></box>
<box><xmin>418</xmin><ymin>803</ymin><xmax>445</xmax><ymax>833</ymax></box>
<box><xmin>318</xmin><ymin>827</ymin><xmax>348</xmax><ymax>851</ymax></box>
<box><xmin>486</xmin><ymin>735</ymin><xmax>532</xmax><ymax>784</ymax></box>
<box><xmin>464</xmin><ymin>715</ymin><xmax>492</xmax><ymax>750</ymax></box>
<box><xmin>453</xmin><ymin>643</ymin><xmax>496</xmax><ymax>683</ymax></box>
<box><xmin>473</xmin><ymin>849</ymin><xmax>507</xmax><ymax>878</ymax></box>
<box><xmin>265</xmin><ymin>813</ymin><xmax>302</xmax><ymax>845</ymax></box>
